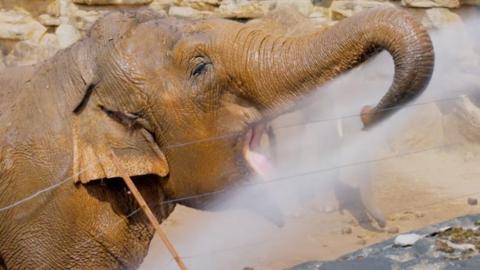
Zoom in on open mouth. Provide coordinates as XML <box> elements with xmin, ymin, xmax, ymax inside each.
<box><xmin>242</xmin><ymin>123</ymin><xmax>274</xmax><ymax>178</ymax></box>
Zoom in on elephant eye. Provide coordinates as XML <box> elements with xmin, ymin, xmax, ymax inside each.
<box><xmin>191</xmin><ymin>56</ymin><xmax>212</xmax><ymax>78</ymax></box>
<box><xmin>192</xmin><ymin>62</ymin><xmax>207</xmax><ymax>77</ymax></box>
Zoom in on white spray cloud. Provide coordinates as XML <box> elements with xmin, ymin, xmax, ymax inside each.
<box><xmin>142</xmin><ymin>13</ymin><xmax>480</xmax><ymax>270</ymax></box>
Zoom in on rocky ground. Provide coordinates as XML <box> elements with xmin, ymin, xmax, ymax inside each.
<box><xmin>289</xmin><ymin>214</ymin><xmax>480</xmax><ymax>270</ymax></box>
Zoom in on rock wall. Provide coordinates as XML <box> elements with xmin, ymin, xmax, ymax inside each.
<box><xmin>0</xmin><ymin>0</ymin><xmax>477</xmax><ymax>67</ymax></box>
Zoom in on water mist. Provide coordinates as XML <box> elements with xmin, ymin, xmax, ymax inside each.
<box><xmin>142</xmin><ymin>13</ymin><xmax>480</xmax><ymax>270</ymax></box>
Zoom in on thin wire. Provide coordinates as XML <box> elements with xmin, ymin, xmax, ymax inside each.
<box><xmin>172</xmin><ymin>180</ymin><xmax>480</xmax><ymax>262</ymax></box>
<box><xmin>0</xmin><ymin>94</ymin><xmax>466</xmax><ymax>212</ymax></box>
<box><xmin>81</xmin><ymin>139</ymin><xmax>455</xmax><ymax>261</ymax></box>
<box><xmin>107</xmin><ymin>142</ymin><xmax>453</xmax><ymax>265</ymax></box>
<box><xmin>56</xmin><ymin>143</ymin><xmax>479</xmax><ymax>265</ymax></box>
<box><xmin>157</xmin><ymin>142</ymin><xmax>457</xmax><ymax>206</ymax></box>
<box><xmin>274</xmin><ymin>95</ymin><xmax>462</xmax><ymax>130</ymax></box>
<box><xmin>0</xmin><ymin>92</ymin><xmax>468</xmax><ymax>268</ymax></box>
<box><xmin>164</xmin><ymin>95</ymin><xmax>463</xmax><ymax>150</ymax></box>
<box><xmin>0</xmin><ymin>164</ymin><xmax>96</xmax><ymax>212</ymax></box>
<box><xmin>51</xmin><ymin>142</ymin><xmax>473</xmax><ymax>265</ymax></box>
<box><xmin>40</xmin><ymin>164</ymin><xmax>480</xmax><ymax>268</ymax></box>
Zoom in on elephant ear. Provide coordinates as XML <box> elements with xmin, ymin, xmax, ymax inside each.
<box><xmin>69</xmin><ymin>10</ymin><xmax>169</xmax><ymax>184</ymax></box>
<box><xmin>72</xmin><ymin>104</ymin><xmax>168</xmax><ymax>184</ymax></box>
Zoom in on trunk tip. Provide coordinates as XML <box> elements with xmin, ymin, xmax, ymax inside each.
<box><xmin>360</xmin><ymin>105</ymin><xmax>374</xmax><ymax>129</ymax></box>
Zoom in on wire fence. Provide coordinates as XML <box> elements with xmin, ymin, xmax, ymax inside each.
<box><xmin>171</xmin><ymin>165</ymin><xmax>480</xmax><ymax>263</ymax></box>
<box><xmin>0</xmin><ymin>93</ymin><xmax>466</xmax><ymax>212</ymax></box>
<box><xmin>1</xmin><ymin>92</ymin><xmax>478</xmax><ymax>269</ymax></box>
<box><xmin>154</xmin><ymin>141</ymin><xmax>458</xmax><ymax>207</ymax></box>
<box><xmin>162</xmin><ymin>94</ymin><xmax>463</xmax><ymax>150</ymax></box>
<box><xmin>156</xmin><ymin>186</ymin><xmax>480</xmax><ymax>268</ymax></box>
<box><xmin>135</xmin><ymin>181</ymin><xmax>480</xmax><ymax>269</ymax></box>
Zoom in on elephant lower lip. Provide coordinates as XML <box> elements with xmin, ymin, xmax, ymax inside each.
<box><xmin>243</xmin><ymin>124</ymin><xmax>273</xmax><ymax>178</ymax></box>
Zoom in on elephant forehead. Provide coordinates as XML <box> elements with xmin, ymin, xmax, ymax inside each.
<box><xmin>121</xmin><ymin>17</ymin><xmax>211</xmax><ymax>45</ymax></box>
<box><xmin>114</xmin><ymin>18</ymin><xmax>215</xmax><ymax>60</ymax></box>
<box><xmin>120</xmin><ymin>22</ymin><xmax>178</xmax><ymax>54</ymax></box>
<box><xmin>109</xmin><ymin>20</ymin><xmax>213</xmax><ymax>75</ymax></box>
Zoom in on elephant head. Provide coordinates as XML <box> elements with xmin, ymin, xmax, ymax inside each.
<box><xmin>69</xmin><ymin>7</ymin><xmax>433</xmax><ymax>215</ymax></box>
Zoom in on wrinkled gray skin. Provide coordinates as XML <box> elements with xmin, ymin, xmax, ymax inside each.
<box><xmin>0</xmin><ymin>8</ymin><xmax>433</xmax><ymax>270</ymax></box>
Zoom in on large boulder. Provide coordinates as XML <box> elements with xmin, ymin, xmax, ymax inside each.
<box><xmin>421</xmin><ymin>7</ymin><xmax>462</xmax><ymax>29</ymax></box>
<box><xmin>329</xmin><ymin>0</ymin><xmax>395</xmax><ymax>20</ymax></box>
<box><xmin>0</xmin><ymin>0</ymin><xmax>55</xmax><ymax>17</ymax></box>
<box><xmin>275</xmin><ymin>0</ymin><xmax>315</xmax><ymax>16</ymax></box>
<box><xmin>149</xmin><ymin>0</ymin><xmax>175</xmax><ymax>11</ymax></box>
<box><xmin>462</xmin><ymin>0</ymin><xmax>480</xmax><ymax>5</ymax></box>
<box><xmin>0</xmin><ymin>9</ymin><xmax>47</xmax><ymax>42</ymax></box>
<box><xmin>5</xmin><ymin>33</ymin><xmax>59</xmax><ymax>66</ymax></box>
<box><xmin>309</xmin><ymin>6</ymin><xmax>331</xmax><ymax>25</ymax></box>
<box><xmin>72</xmin><ymin>0</ymin><xmax>153</xmax><ymax>5</ymax></box>
<box><xmin>440</xmin><ymin>96</ymin><xmax>480</xmax><ymax>146</ymax></box>
<box><xmin>216</xmin><ymin>0</ymin><xmax>276</xmax><ymax>19</ymax></box>
<box><xmin>401</xmin><ymin>0</ymin><xmax>461</xmax><ymax>8</ymax></box>
<box><xmin>68</xmin><ymin>6</ymin><xmax>106</xmax><ymax>32</ymax></box>
<box><xmin>174</xmin><ymin>0</ymin><xmax>221</xmax><ymax>11</ymax></box>
<box><xmin>386</xmin><ymin>103</ymin><xmax>444</xmax><ymax>155</ymax></box>
<box><xmin>168</xmin><ymin>5</ymin><xmax>213</xmax><ymax>17</ymax></box>
<box><xmin>38</xmin><ymin>14</ymin><xmax>61</xmax><ymax>27</ymax></box>
<box><xmin>55</xmin><ymin>23</ymin><xmax>81</xmax><ymax>48</ymax></box>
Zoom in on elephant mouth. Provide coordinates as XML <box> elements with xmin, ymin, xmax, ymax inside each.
<box><xmin>243</xmin><ymin>122</ymin><xmax>273</xmax><ymax>178</ymax></box>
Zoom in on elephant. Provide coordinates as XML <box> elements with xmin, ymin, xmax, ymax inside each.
<box><xmin>0</xmin><ymin>6</ymin><xmax>433</xmax><ymax>270</ymax></box>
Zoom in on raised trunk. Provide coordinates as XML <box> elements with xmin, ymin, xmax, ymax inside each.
<box><xmin>236</xmin><ymin>7</ymin><xmax>434</xmax><ymax>128</ymax></box>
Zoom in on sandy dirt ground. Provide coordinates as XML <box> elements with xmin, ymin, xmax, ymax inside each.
<box><xmin>140</xmin><ymin>112</ymin><xmax>480</xmax><ymax>270</ymax></box>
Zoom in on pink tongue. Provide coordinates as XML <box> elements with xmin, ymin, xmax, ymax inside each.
<box><xmin>245</xmin><ymin>150</ymin><xmax>273</xmax><ymax>178</ymax></box>
<box><xmin>250</xmin><ymin>124</ymin><xmax>266</xmax><ymax>149</ymax></box>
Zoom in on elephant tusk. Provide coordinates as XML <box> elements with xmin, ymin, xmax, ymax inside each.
<box><xmin>109</xmin><ymin>150</ymin><xmax>188</xmax><ymax>270</ymax></box>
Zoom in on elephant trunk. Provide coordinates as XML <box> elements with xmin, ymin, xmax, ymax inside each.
<box><xmin>236</xmin><ymin>7</ymin><xmax>434</xmax><ymax>128</ymax></box>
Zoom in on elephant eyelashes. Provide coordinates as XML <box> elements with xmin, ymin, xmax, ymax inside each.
<box><xmin>99</xmin><ymin>105</ymin><xmax>154</xmax><ymax>133</ymax></box>
<box><xmin>191</xmin><ymin>57</ymin><xmax>212</xmax><ymax>78</ymax></box>
<box><xmin>192</xmin><ymin>62</ymin><xmax>207</xmax><ymax>77</ymax></box>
